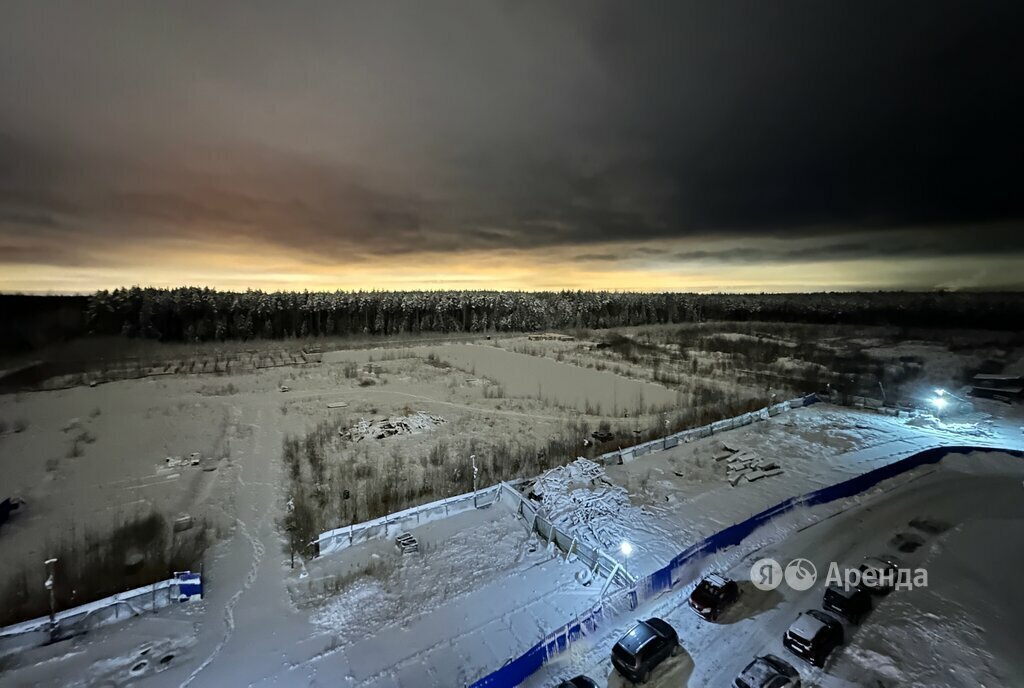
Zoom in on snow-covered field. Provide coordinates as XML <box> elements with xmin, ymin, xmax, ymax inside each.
<box><xmin>2</xmin><ymin>333</ymin><xmax>1023</xmax><ymax>688</ymax></box>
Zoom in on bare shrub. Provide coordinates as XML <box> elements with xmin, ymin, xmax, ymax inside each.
<box><xmin>0</xmin><ymin>512</ymin><xmax>208</xmax><ymax>627</ymax></box>
<box><xmin>199</xmin><ymin>383</ymin><xmax>238</xmax><ymax>396</ymax></box>
<box><xmin>428</xmin><ymin>440</ymin><xmax>448</xmax><ymax>467</ymax></box>
<box><xmin>424</xmin><ymin>353</ymin><xmax>450</xmax><ymax>369</ymax></box>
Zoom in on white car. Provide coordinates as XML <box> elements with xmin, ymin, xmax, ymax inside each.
<box><xmin>734</xmin><ymin>654</ymin><xmax>801</xmax><ymax>688</ymax></box>
<box><xmin>857</xmin><ymin>555</ymin><xmax>901</xmax><ymax>594</ymax></box>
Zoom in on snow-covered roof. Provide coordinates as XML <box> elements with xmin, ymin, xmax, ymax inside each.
<box><xmin>738</xmin><ymin>656</ymin><xmax>788</xmax><ymax>686</ymax></box>
<box><xmin>972</xmin><ymin>385</ymin><xmax>1024</xmax><ymax>395</ymax></box>
<box><xmin>861</xmin><ymin>556</ymin><xmax>896</xmax><ymax>572</ymax></box>
<box><xmin>973</xmin><ymin>373</ymin><xmax>1023</xmax><ymax>382</ymax></box>
<box><xmin>788</xmin><ymin>612</ymin><xmax>826</xmax><ymax>641</ymax></box>
<box><xmin>704</xmin><ymin>573</ymin><xmax>729</xmax><ymax>589</ymax></box>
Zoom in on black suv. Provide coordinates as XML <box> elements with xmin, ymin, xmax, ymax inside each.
<box><xmin>611</xmin><ymin>617</ymin><xmax>681</xmax><ymax>683</ymax></box>
<box><xmin>734</xmin><ymin>654</ymin><xmax>801</xmax><ymax>688</ymax></box>
<box><xmin>822</xmin><ymin>584</ymin><xmax>872</xmax><ymax>623</ymax></box>
<box><xmin>688</xmin><ymin>573</ymin><xmax>740</xmax><ymax>621</ymax></box>
<box><xmin>782</xmin><ymin>610</ymin><xmax>844</xmax><ymax>667</ymax></box>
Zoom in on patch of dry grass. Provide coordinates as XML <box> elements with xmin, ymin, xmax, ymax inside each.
<box><xmin>0</xmin><ymin>511</ymin><xmax>209</xmax><ymax>627</ymax></box>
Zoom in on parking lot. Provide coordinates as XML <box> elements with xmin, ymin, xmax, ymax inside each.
<box><xmin>535</xmin><ymin>449</ymin><xmax>1024</xmax><ymax>687</ymax></box>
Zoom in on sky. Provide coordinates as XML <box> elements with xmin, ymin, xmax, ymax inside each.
<box><xmin>1</xmin><ymin>1</ymin><xmax>1022</xmax><ymax>294</ymax></box>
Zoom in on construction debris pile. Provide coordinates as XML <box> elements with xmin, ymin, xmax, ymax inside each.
<box><xmin>395</xmin><ymin>532</ymin><xmax>419</xmax><ymax>555</ymax></box>
<box><xmin>716</xmin><ymin>444</ymin><xmax>783</xmax><ymax>486</ymax></box>
<box><xmin>341</xmin><ymin>412</ymin><xmax>447</xmax><ymax>441</ymax></box>
<box><xmin>164</xmin><ymin>452</ymin><xmax>202</xmax><ymax>468</ymax></box>
<box><xmin>526</xmin><ymin>458</ymin><xmax>644</xmax><ymax>551</ymax></box>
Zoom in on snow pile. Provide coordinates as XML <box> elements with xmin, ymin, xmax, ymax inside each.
<box><xmin>529</xmin><ymin>458</ymin><xmax>647</xmax><ymax>550</ymax></box>
<box><xmin>903</xmin><ymin>413</ymin><xmax>996</xmax><ymax>438</ymax></box>
<box><xmin>341</xmin><ymin>411</ymin><xmax>446</xmax><ymax>441</ymax></box>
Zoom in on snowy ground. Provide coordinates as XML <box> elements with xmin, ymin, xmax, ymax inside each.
<box><xmin>528</xmin><ymin>450</ymin><xmax>1024</xmax><ymax>687</ymax></box>
<box><xmin>291</xmin><ymin>502</ymin><xmax>600</xmax><ymax>687</ymax></box>
<box><xmin>2</xmin><ymin>334</ymin><xmax>1023</xmax><ymax>688</ymax></box>
<box><xmin>532</xmin><ymin>401</ymin><xmax>1023</xmax><ymax>577</ymax></box>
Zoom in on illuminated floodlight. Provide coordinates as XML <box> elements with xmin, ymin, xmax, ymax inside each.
<box><xmin>620</xmin><ymin>541</ymin><xmax>633</xmax><ymax>557</ymax></box>
<box><xmin>931</xmin><ymin>396</ymin><xmax>948</xmax><ymax>410</ymax></box>
<box><xmin>935</xmin><ymin>388</ymin><xmax>946</xmax><ymax>397</ymax></box>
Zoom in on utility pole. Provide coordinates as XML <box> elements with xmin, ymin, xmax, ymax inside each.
<box><xmin>44</xmin><ymin>557</ymin><xmax>57</xmax><ymax>641</ymax></box>
<box><xmin>285</xmin><ymin>497</ymin><xmax>296</xmax><ymax>569</ymax></box>
<box><xmin>471</xmin><ymin>455</ymin><xmax>478</xmax><ymax>507</ymax></box>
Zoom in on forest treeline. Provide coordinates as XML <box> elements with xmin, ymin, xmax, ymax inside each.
<box><xmin>2</xmin><ymin>289</ymin><xmax>1022</xmax><ymax>351</ymax></box>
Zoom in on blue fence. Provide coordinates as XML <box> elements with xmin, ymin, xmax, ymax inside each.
<box><xmin>468</xmin><ymin>443</ymin><xmax>1022</xmax><ymax>687</ymax></box>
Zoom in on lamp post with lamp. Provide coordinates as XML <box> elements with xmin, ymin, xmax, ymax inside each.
<box><xmin>620</xmin><ymin>540</ymin><xmax>633</xmax><ymax>575</ymax></box>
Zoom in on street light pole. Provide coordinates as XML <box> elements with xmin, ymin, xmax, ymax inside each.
<box><xmin>44</xmin><ymin>557</ymin><xmax>57</xmax><ymax>641</ymax></box>
<box><xmin>619</xmin><ymin>541</ymin><xmax>633</xmax><ymax>575</ymax></box>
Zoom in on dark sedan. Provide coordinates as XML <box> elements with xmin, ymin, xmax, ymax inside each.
<box><xmin>688</xmin><ymin>573</ymin><xmax>740</xmax><ymax>621</ymax></box>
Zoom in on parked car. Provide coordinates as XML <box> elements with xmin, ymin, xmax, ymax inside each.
<box><xmin>857</xmin><ymin>555</ymin><xmax>901</xmax><ymax>595</ymax></box>
<box><xmin>689</xmin><ymin>573</ymin><xmax>740</xmax><ymax>621</ymax></box>
<box><xmin>556</xmin><ymin>677</ymin><xmax>599</xmax><ymax>688</ymax></box>
<box><xmin>611</xmin><ymin>617</ymin><xmax>681</xmax><ymax>683</ymax></box>
<box><xmin>783</xmin><ymin>610</ymin><xmax>844</xmax><ymax>667</ymax></box>
<box><xmin>734</xmin><ymin>654</ymin><xmax>801</xmax><ymax>688</ymax></box>
<box><xmin>822</xmin><ymin>583</ymin><xmax>872</xmax><ymax>623</ymax></box>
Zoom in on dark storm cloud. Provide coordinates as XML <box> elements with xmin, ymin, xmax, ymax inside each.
<box><xmin>1</xmin><ymin>1</ymin><xmax>1022</xmax><ymax>272</ymax></box>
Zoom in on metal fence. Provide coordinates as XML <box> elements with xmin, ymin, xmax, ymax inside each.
<box><xmin>314</xmin><ymin>483</ymin><xmax>511</xmax><ymax>556</ymax></box>
<box><xmin>0</xmin><ymin>571</ymin><xmax>202</xmax><ymax>656</ymax></box>
<box><xmin>593</xmin><ymin>395</ymin><xmax>813</xmax><ymax>466</ymax></box>
<box><xmin>497</xmin><ymin>482</ymin><xmax>635</xmax><ymax>590</ymax></box>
